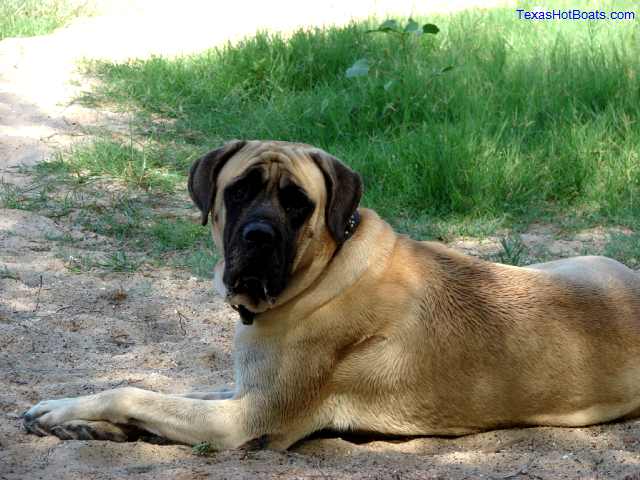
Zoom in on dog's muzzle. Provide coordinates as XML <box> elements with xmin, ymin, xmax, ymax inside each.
<box><xmin>224</xmin><ymin>219</ymin><xmax>283</xmax><ymax>316</ymax></box>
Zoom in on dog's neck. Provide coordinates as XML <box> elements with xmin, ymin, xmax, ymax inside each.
<box><xmin>238</xmin><ymin>210</ymin><xmax>395</xmax><ymax>328</ymax></box>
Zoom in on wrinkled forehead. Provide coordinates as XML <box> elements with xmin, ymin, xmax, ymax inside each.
<box><xmin>216</xmin><ymin>141</ymin><xmax>326</xmax><ymax>199</ymax></box>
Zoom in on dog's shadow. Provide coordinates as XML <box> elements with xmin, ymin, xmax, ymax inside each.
<box><xmin>298</xmin><ymin>429</ymin><xmax>419</xmax><ymax>446</ymax></box>
<box><xmin>121</xmin><ymin>426</ymin><xmax>416</xmax><ymax>449</ymax></box>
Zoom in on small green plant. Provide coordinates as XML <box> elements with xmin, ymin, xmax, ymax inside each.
<box><xmin>192</xmin><ymin>441</ymin><xmax>214</xmax><ymax>456</ymax></box>
<box><xmin>345</xmin><ymin>18</ymin><xmax>444</xmax><ymax>80</ymax></box>
<box><xmin>62</xmin><ymin>253</ymin><xmax>96</xmax><ymax>273</ymax></box>
<box><xmin>0</xmin><ymin>180</ymin><xmax>52</xmax><ymax>211</ymax></box>
<box><xmin>61</xmin><ymin>251</ymin><xmax>140</xmax><ymax>273</ymax></box>
<box><xmin>98</xmin><ymin>251</ymin><xmax>140</xmax><ymax>272</ymax></box>
<box><xmin>345</xmin><ymin>19</ymin><xmax>444</xmax><ymax>79</ymax></box>
<box><xmin>0</xmin><ymin>181</ymin><xmax>21</xmax><ymax>209</ymax></box>
<box><xmin>345</xmin><ymin>19</ymin><xmax>450</xmax><ymax>132</ymax></box>
<box><xmin>496</xmin><ymin>235</ymin><xmax>527</xmax><ymax>266</ymax></box>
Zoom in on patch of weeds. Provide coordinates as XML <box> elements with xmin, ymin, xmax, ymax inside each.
<box><xmin>390</xmin><ymin>215</ymin><xmax>442</xmax><ymax>241</ymax></box>
<box><xmin>192</xmin><ymin>441</ymin><xmax>214</xmax><ymax>456</ymax></box>
<box><xmin>52</xmin><ymin>139</ymin><xmax>183</xmax><ymax>192</ymax></box>
<box><xmin>604</xmin><ymin>232</ymin><xmax>640</xmax><ymax>269</ymax></box>
<box><xmin>0</xmin><ymin>180</ymin><xmax>50</xmax><ymax>211</ymax></box>
<box><xmin>146</xmin><ymin>217</ymin><xmax>219</xmax><ymax>277</ymax></box>
<box><xmin>0</xmin><ymin>175</ymin><xmax>88</xmax><ymax>219</ymax></box>
<box><xmin>43</xmin><ymin>191</ymin><xmax>80</xmax><ymax>218</ymax></box>
<box><xmin>9</xmin><ymin>164</ymin><xmax>212</xmax><ymax>277</ymax></box>
<box><xmin>32</xmin><ymin>154</ymin><xmax>75</xmax><ymax>181</ymax></box>
<box><xmin>0</xmin><ymin>181</ymin><xmax>22</xmax><ymax>209</ymax></box>
<box><xmin>0</xmin><ymin>266</ymin><xmax>19</xmax><ymax>280</ymax></box>
<box><xmin>97</xmin><ymin>251</ymin><xmax>141</xmax><ymax>272</ymax></box>
<box><xmin>392</xmin><ymin>213</ymin><xmax>509</xmax><ymax>243</ymax></box>
<box><xmin>78</xmin><ymin>195</ymin><xmax>147</xmax><ymax>240</ymax></box>
<box><xmin>62</xmin><ymin>250</ymin><xmax>141</xmax><ymax>273</ymax></box>
<box><xmin>62</xmin><ymin>252</ymin><xmax>97</xmax><ymax>273</ymax></box>
<box><xmin>494</xmin><ymin>235</ymin><xmax>527</xmax><ymax>266</ymax></box>
<box><xmin>170</xmin><ymin>249</ymin><xmax>218</xmax><ymax>279</ymax></box>
<box><xmin>149</xmin><ymin>218</ymin><xmax>208</xmax><ymax>252</ymax></box>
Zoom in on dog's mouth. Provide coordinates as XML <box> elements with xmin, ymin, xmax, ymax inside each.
<box><xmin>229</xmin><ymin>276</ymin><xmax>276</xmax><ymax>307</ymax></box>
<box><xmin>226</xmin><ymin>276</ymin><xmax>278</xmax><ymax>325</ymax></box>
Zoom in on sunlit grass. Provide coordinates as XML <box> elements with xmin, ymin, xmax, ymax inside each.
<box><xmin>0</xmin><ymin>0</ymin><xmax>90</xmax><ymax>40</ymax></box>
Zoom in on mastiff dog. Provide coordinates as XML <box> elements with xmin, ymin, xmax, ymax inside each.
<box><xmin>24</xmin><ymin>140</ymin><xmax>640</xmax><ymax>450</ymax></box>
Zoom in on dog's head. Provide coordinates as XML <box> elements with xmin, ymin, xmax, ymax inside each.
<box><xmin>188</xmin><ymin>140</ymin><xmax>362</xmax><ymax>316</ymax></box>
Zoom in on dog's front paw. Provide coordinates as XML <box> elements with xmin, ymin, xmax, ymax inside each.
<box><xmin>23</xmin><ymin>397</ymin><xmax>139</xmax><ymax>442</ymax></box>
<box><xmin>23</xmin><ymin>398</ymin><xmax>80</xmax><ymax>437</ymax></box>
<box><xmin>23</xmin><ymin>395</ymin><xmax>113</xmax><ymax>439</ymax></box>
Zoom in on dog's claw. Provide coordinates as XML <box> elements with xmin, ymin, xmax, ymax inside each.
<box><xmin>50</xmin><ymin>424</ymin><xmax>75</xmax><ymax>440</ymax></box>
<box><xmin>24</xmin><ymin>419</ymin><xmax>49</xmax><ymax>437</ymax></box>
<box><xmin>35</xmin><ymin>420</ymin><xmax>131</xmax><ymax>442</ymax></box>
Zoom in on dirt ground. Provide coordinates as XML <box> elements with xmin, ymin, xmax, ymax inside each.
<box><xmin>1</xmin><ymin>2</ymin><xmax>640</xmax><ymax>479</ymax></box>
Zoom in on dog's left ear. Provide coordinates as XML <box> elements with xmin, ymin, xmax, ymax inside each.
<box><xmin>309</xmin><ymin>150</ymin><xmax>363</xmax><ymax>247</ymax></box>
<box><xmin>188</xmin><ymin>140</ymin><xmax>247</xmax><ymax>226</ymax></box>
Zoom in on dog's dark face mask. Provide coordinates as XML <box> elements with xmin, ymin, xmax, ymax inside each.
<box><xmin>221</xmin><ymin>165</ymin><xmax>315</xmax><ymax>308</ymax></box>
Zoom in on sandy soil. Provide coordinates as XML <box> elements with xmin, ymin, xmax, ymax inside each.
<box><xmin>1</xmin><ymin>1</ymin><xmax>639</xmax><ymax>479</ymax></box>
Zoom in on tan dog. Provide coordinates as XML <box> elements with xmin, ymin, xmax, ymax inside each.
<box><xmin>24</xmin><ymin>140</ymin><xmax>640</xmax><ymax>449</ymax></box>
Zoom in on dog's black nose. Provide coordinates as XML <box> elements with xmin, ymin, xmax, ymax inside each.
<box><xmin>242</xmin><ymin>222</ymin><xmax>275</xmax><ymax>245</ymax></box>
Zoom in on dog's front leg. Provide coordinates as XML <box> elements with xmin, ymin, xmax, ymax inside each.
<box><xmin>23</xmin><ymin>387</ymin><xmax>250</xmax><ymax>448</ymax></box>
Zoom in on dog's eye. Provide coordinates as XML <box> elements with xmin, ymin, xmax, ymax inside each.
<box><xmin>279</xmin><ymin>186</ymin><xmax>307</xmax><ymax>210</ymax></box>
<box><xmin>226</xmin><ymin>170</ymin><xmax>263</xmax><ymax>204</ymax></box>
<box><xmin>280</xmin><ymin>188</ymin><xmax>314</xmax><ymax>229</ymax></box>
<box><xmin>229</xmin><ymin>186</ymin><xmax>248</xmax><ymax>203</ymax></box>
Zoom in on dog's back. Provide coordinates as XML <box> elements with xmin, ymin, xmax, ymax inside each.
<box><xmin>326</xmin><ymin>222</ymin><xmax>640</xmax><ymax>436</ymax></box>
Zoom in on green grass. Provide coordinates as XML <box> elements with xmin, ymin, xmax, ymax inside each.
<box><xmin>74</xmin><ymin>197</ymin><xmax>216</xmax><ymax>274</ymax></box>
<box><xmin>43</xmin><ymin>140</ymin><xmax>185</xmax><ymax>192</ymax></box>
<box><xmin>494</xmin><ymin>235</ymin><xmax>528</xmax><ymax>266</ymax></box>
<box><xmin>604</xmin><ymin>232</ymin><xmax>640</xmax><ymax>268</ymax></box>
<box><xmin>0</xmin><ymin>0</ymin><xmax>90</xmax><ymax>40</ymax></box>
<box><xmin>70</xmin><ymin>1</ymin><xmax>640</xmax><ymax>232</ymax></box>
<box><xmin>9</xmin><ymin>1</ymin><xmax>637</xmax><ymax>274</ymax></box>
<box><xmin>0</xmin><ymin>173</ymin><xmax>216</xmax><ymax>276</ymax></box>
<box><xmin>192</xmin><ymin>441</ymin><xmax>214</xmax><ymax>456</ymax></box>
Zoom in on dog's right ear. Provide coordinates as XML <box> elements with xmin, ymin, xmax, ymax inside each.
<box><xmin>188</xmin><ymin>140</ymin><xmax>247</xmax><ymax>226</ymax></box>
